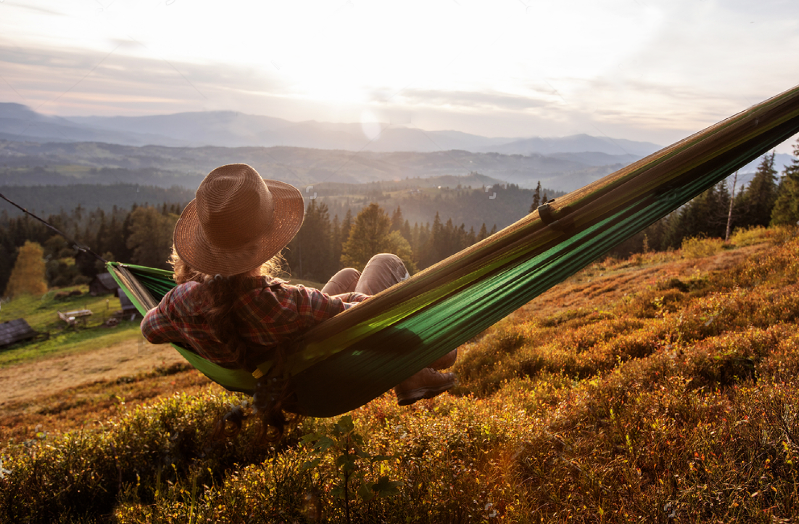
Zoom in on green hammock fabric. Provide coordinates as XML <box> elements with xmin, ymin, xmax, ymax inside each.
<box><xmin>108</xmin><ymin>83</ymin><xmax>799</xmax><ymax>417</ymax></box>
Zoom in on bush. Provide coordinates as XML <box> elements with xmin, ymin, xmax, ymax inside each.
<box><xmin>6</xmin><ymin>228</ymin><xmax>799</xmax><ymax>522</ymax></box>
<box><xmin>681</xmin><ymin>236</ymin><xmax>724</xmax><ymax>259</ymax></box>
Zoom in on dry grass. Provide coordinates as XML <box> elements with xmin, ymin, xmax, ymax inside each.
<box><xmin>3</xmin><ymin>225</ymin><xmax>799</xmax><ymax>523</ymax></box>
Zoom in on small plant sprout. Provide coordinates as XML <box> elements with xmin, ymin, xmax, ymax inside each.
<box><xmin>0</xmin><ymin>457</ymin><xmax>11</xmax><ymax>479</ymax></box>
<box><xmin>299</xmin><ymin>415</ymin><xmax>402</xmax><ymax>522</ymax></box>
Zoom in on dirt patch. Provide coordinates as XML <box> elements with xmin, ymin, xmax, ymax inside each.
<box><xmin>0</xmin><ymin>338</ymin><xmax>186</xmax><ymax>411</ymax></box>
<box><xmin>0</xmin><ymin>338</ymin><xmax>223</xmax><ymax>442</ymax></box>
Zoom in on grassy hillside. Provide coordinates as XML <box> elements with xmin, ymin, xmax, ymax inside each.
<box><xmin>0</xmin><ymin>285</ymin><xmax>140</xmax><ymax>367</ymax></box>
<box><xmin>2</xmin><ymin>226</ymin><xmax>799</xmax><ymax>522</ymax></box>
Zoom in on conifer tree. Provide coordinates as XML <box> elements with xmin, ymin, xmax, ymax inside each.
<box><xmin>4</xmin><ymin>241</ymin><xmax>47</xmax><ymax>297</ymax></box>
<box><xmin>467</xmin><ymin>226</ymin><xmax>476</xmax><ymax>245</ymax></box>
<box><xmin>401</xmin><ymin>219</ymin><xmax>412</xmax><ymax>243</ymax></box>
<box><xmin>529</xmin><ymin>181</ymin><xmax>542</xmax><ymax>213</ymax></box>
<box><xmin>477</xmin><ymin>223</ymin><xmax>488</xmax><ymax>242</ymax></box>
<box><xmin>772</xmin><ymin>139</ymin><xmax>799</xmax><ymax>225</ymax></box>
<box><xmin>340</xmin><ymin>209</ymin><xmax>353</xmax><ymax>250</ymax></box>
<box><xmin>739</xmin><ymin>152</ymin><xmax>778</xmax><ymax>227</ymax></box>
<box><xmin>420</xmin><ymin>213</ymin><xmax>444</xmax><ymax>268</ymax></box>
<box><xmin>286</xmin><ymin>200</ymin><xmax>332</xmax><ymax>281</ymax></box>
<box><xmin>340</xmin><ymin>203</ymin><xmax>393</xmax><ymax>269</ymax></box>
<box><xmin>390</xmin><ymin>206</ymin><xmax>404</xmax><ymax>233</ymax></box>
<box><xmin>330</xmin><ymin>214</ymin><xmax>342</xmax><ymax>274</ymax></box>
<box><xmin>126</xmin><ymin>206</ymin><xmax>177</xmax><ymax>270</ymax></box>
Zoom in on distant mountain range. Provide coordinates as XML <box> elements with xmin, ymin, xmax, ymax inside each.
<box><xmin>0</xmin><ymin>102</ymin><xmax>794</xmax><ymax>192</ymax></box>
<box><xmin>1</xmin><ymin>102</ymin><xmax>660</xmax><ymax>156</ymax></box>
<box><xmin>0</xmin><ymin>140</ymin><xmax>622</xmax><ymax>192</ymax></box>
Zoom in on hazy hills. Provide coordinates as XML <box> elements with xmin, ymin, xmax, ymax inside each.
<box><xmin>62</xmin><ymin>106</ymin><xmax>664</xmax><ymax>157</ymax></box>
<box><xmin>0</xmin><ymin>140</ymin><xmax>624</xmax><ymax>192</ymax></box>
<box><xmin>1</xmin><ymin>102</ymin><xmax>657</xmax><ymax>157</ymax></box>
<box><xmin>0</xmin><ymin>102</ymin><xmax>794</xmax><ymax>195</ymax></box>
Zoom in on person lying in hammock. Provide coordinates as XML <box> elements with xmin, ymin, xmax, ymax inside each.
<box><xmin>140</xmin><ymin>163</ymin><xmax>457</xmax><ymax>438</ymax></box>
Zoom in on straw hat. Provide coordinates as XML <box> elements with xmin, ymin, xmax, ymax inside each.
<box><xmin>174</xmin><ymin>164</ymin><xmax>304</xmax><ymax>276</ymax></box>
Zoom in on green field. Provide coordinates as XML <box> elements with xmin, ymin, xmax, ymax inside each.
<box><xmin>0</xmin><ymin>286</ymin><xmax>141</xmax><ymax>367</ymax></box>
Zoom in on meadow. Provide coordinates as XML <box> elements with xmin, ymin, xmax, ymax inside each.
<box><xmin>0</xmin><ymin>287</ymin><xmax>139</xmax><ymax>367</ymax></box>
<box><xmin>2</xmin><ymin>225</ymin><xmax>799</xmax><ymax>523</ymax></box>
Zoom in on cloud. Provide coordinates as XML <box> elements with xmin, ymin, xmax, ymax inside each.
<box><xmin>1</xmin><ymin>0</ymin><xmax>798</xmax><ymax>154</ymax></box>
<box><xmin>385</xmin><ymin>88</ymin><xmax>551</xmax><ymax>112</ymax></box>
<box><xmin>3</xmin><ymin>1</ymin><xmax>68</xmax><ymax>18</ymax></box>
<box><xmin>0</xmin><ymin>44</ymin><xmax>289</xmax><ymax>115</ymax></box>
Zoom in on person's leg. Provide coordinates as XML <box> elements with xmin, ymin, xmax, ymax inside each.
<box><xmin>320</xmin><ymin>268</ymin><xmax>360</xmax><ymax>295</ymax></box>
<box><xmin>354</xmin><ymin>254</ymin><xmax>459</xmax><ymax>404</ymax></box>
<box><xmin>354</xmin><ymin>253</ymin><xmax>410</xmax><ymax>295</ymax></box>
<box><xmin>394</xmin><ymin>368</ymin><xmax>457</xmax><ymax>406</ymax></box>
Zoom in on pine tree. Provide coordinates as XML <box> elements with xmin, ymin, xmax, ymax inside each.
<box><xmin>420</xmin><ymin>213</ymin><xmax>444</xmax><ymax>268</ymax></box>
<box><xmin>340</xmin><ymin>203</ymin><xmax>393</xmax><ymax>269</ymax></box>
<box><xmin>330</xmin><ymin>214</ymin><xmax>342</xmax><ymax>274</ymax></box>
<box><xmin>529</xmin><ymin>181</ymin><xmax>542</xmax><ymax>213</ymax></box>
<box><xmin>402</xmin><ymin>219</ymin><xmax>412</xmax><ymax>244</ymax></box>
<box><xmin>390</xmin><ymin>206</ymin><xmax>404</xmax><ymax>233</ymax></box>
<box><xmin>4</xmin><ymin>241</ymin><xmax>47</xmax><ymax>297</ymax></box>
<box><xmin>739</xmin><ymin>152</ymin><xmax>778</xmax><ymax>227</ymax></box>
<box><xmin>662</xmin><ymin>182</ymin><xmax>730</xmax><ymax>247</ymax></box>
<box><xmin>286</xmin><ymin>200</ymin><xmax>332</xmax><ymax>281</ymax></box>
<box><xmin>340</xmin><ymin>209</ymin><xmax>353</xmax><ymax>250</ymax></box>
<box><xmin>772</xmin><ymin>139</ymin><xmax>799</xmax><ymax>225</ymax></box>
<box><xmin>126</xmin><ymin>206</ymin><xmax>178</xmax><ymax>270</ymax></box>
<box><xmin>477</xmin><ymin>223</ymin><xmax>488</xmax><ymax>242</ymax></box>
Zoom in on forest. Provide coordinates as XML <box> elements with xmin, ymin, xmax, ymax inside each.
<box><xmin>0</xmin><ymin>141</ymin><xmax>797</xmax><ymax>297</ymax></box>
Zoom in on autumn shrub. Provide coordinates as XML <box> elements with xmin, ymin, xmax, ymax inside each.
<box><xmin>681</xmin><ymin>236</ymin><xmax>725</xmax><ymax>259</ymax></box>
<box><xmin>0</xmin><ymin>391</ymin><xmax>294</xmax><ymax>522</ymax></box>
<box><xmin>730</xmin><ymin>224</ymin><xmax>795</xmax><ymax>247</ymax></box>
<box><xmin>4</xmin><ymin>241</ymin><xmax>47</xmax><ymax>297</ymax></box>
<box><xmin>5</xmin><ymin>228</ymin><xmax>799</xmax><ymax>522</ymax></box>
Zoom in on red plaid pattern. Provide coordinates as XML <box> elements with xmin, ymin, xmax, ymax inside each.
<box><xmin>141</xmin><ymin>278</ymin><xmax>369</xmax><ymax>368</ymax></box>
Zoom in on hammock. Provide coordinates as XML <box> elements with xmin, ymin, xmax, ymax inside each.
<box><xmin>109</xmin><ymin>83</ymin><xmax>799</xmax><ymax>417</ymax></box>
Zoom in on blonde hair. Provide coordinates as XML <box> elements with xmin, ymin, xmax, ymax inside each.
<box><xmin>169</xmin><ymin>246</ymin><xmax>286</xmax><ymax>284</ymax></box>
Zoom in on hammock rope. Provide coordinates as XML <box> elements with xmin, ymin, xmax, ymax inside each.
<box><xmin>104</xmin><ymin>83</ymin><xmax>799</xmax><ymax>417</ymax></box>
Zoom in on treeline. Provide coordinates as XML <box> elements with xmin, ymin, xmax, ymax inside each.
<box><xmin>0</xmin><ymin>179</ymin><xmax>558</xmax><ymax>232</ymax></box>
<box><xmin>318</xmin><ymin>179</ymin><xmax>564</xmax><ymax>233</ymax></box>
<box><xmin>0</xmin><ymin>203</ymin><xmax>181</xmax><ymax>294</ymax></box>
<box><xmin>608</xmin><ymin>143</ymin><xmax>799</xmax><ymax>258</ymax></box>
<box><xmin>283</xmin><ymin>201</ymin><xmax>500</xmax><ymax>283</ymax></box>
<box><xmin>0</xmin><ymin>198</ymin><xmax>501</xmax><ymax>293</ymax></box>
<box><xmin>0</xmin><ymin>183</ymin><xmax>552</xmax><ymax>292</ymax></box>
<box><xmin>0</xmin><ymin>183</ymin><xmax>195</xmax><ymax>217</ymax></box>
<box><xmin>2</xmin><ymin>141</ymin><xmax>797</xmax><ymax>294</ymax></box>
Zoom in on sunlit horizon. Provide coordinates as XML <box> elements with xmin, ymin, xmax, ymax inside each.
<box><xmin>1</xmin><ymin>0</ymin><xmax>798</xmax><ymax>152</ymax></box>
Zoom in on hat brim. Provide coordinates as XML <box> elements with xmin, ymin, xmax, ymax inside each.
<box><xmin>174</xmin><ymin>179</ymin><xmax>305</xmax><ymax>276</ymax></box>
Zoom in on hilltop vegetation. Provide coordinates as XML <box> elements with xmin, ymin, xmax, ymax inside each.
<box><xmin>0</xmin><ymin>179</ymin><xmax>564</xmax><ymax>292</ymax></box>
<box><xmin>2</xmin><ymin>226</ymin><xmax>799</xmax><ymax>522</ymax></box>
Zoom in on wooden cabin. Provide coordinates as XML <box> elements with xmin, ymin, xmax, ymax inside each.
<box><xmin>0</xmin><ymin>318</ymin><xmax>36</xmax><ymax>348</ymax></box>
<box><xmin>89</xmin><ymin>273</ymin><xmax>118</xmax><ymax>296</ymax></box>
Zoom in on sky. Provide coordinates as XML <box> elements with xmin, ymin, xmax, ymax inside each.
<box><xmin>1</xmin><ymin>0</ymin><xmax>798</xmax><ymax>153</ymax></box>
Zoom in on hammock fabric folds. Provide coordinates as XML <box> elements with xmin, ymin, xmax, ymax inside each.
<box><xmin>108</xmin><ymin>83</ymin><xmax>799</xmax><ymax>417</ymax></box>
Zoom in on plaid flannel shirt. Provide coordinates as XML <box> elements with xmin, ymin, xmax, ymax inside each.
<box><xmin>141</xmin><ymin>277</ymin><xmax>369</xmax><ymax>369</ymax></box>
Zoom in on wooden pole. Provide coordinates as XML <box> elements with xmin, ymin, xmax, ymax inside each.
<box><xmin>725</xmin><ymin>170</ymin><xmax>738</xmax><ymax>242</ymax></box>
